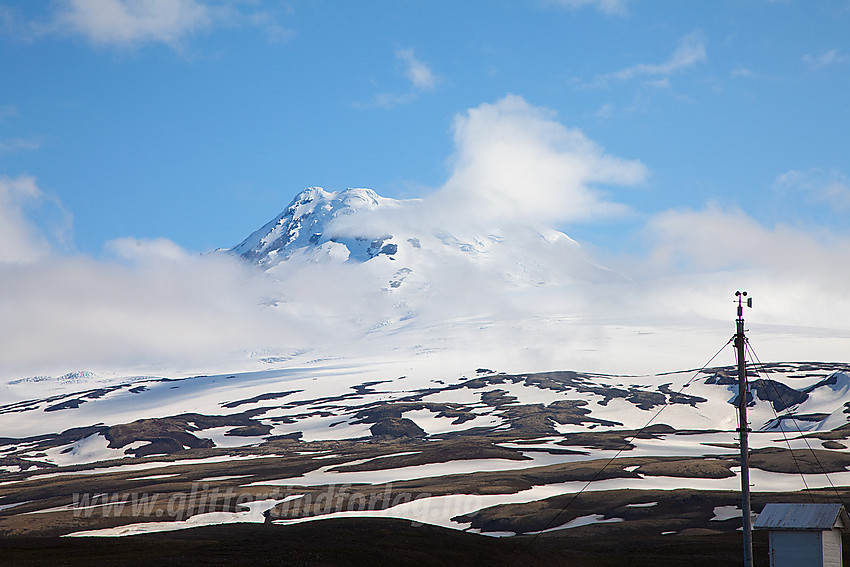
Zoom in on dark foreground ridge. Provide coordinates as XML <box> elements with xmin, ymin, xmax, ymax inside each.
<box><xmin>0</xmin><ymin>517</ymin><xmax>780</xmax><ymax>567</ymax></box>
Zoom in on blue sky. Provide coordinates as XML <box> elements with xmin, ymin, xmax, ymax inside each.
<box><xmin>2</xmin><ymin>0</ymin><xmax>850</xmax><ymax>379</ymax></box>
<box><xmin>2</xmin><ymin>0</ymin><xmax>848</xmax><ymax>256</ymax></box>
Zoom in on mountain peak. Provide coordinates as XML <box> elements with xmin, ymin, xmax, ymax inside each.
<box><xmin>230</xmin><ymin>186</ymin><xmax>614</xmax><ymax>291</ymax></box>
<box><xmin>229</xmin><ymin>187</ymin><xmax>398</xmax><ymax>268</ymax></box>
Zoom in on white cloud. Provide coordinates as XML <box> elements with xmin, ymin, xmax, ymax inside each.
<box><xmin>396</xmin><ymin>49</ymin><xmax>437</xmax><ymax>91</ymax></box>
<box><xmin>431</xmin><ymin>95</ymin><xmax>647</xmax><ymax>225</ymax></box>
<box><xmin>636</xmin><ymin>204</ymin><xmax>850</xmax><ymax>331</ymax></box>
<box><xmin>610</xmin><ymin>32</ymin><xmax>706</xmax><ymax>81</ymax></box>
<box><xmin>802</xmin><ymin>49</ymin><xmax>847</xmax><ymax>71</ymax></box>
<box><xmin>357</xmin><ymin>48</ymin><xmax>438</xmax><ymax>108</ymax></box>
<box><xmin>0</xmin><ymin>176</ymin><xmax>52</xmax><ymax>264</ymax></box>
<box><xmin>0</xmin><ymin>191</ymin><xmax>330</xmax><ymax>379</ymax></box>
<box><xmin>595</xmin><ymin>102</ymin><xmax>613</xmax><ymax>119</ymax></box>
<box><xmin>0</xmin><ymin>106</ymin><xmax>40</xmax><ymax>153</ymax></box>
<box><xmin>355</xmin><ymin>92</ymin><xmax>417</xmax><ymax>110</ymax></box>
<box><xmin>0</xmin><ymin>97</ymin><xmax>645</xmax><ymax>377</ymax></box>
<box><xmin>50</xmin><ymin>0</ymin><xmax>213</xmax><ymax>46</ymax></box>
<box><xmin>644</xmin><ymin>205</ymin><xmax>838</xmax><ymax>272</ymax></box>
<box><xmin>0</xmin><ymin>5</ymin><xmax>17</xmax><ymax>35</ymax></box>
<box><xmin>774</xmin><ymin>168</ymin><xmax>850</xmax><ymax>210</ymax></box>
<box><xmin>0</xmin><ymin>137</ymin><xmax>40</xmax><ymax>152</ymax></box>
<box><xmin>0</xmin><ymin>244</ymin><xmax>328</xmax><ymax>379</ymax></box>
<box><xmin>239</xmin><ymin>8</ymin><xmax>295</xmax><ymax>44</ymax></box>
<box><xmin>542</xmin><ymin>0</ymin><xmax>630</xmax><ymax>16</ymax></box>
<box><xmin>4</xmin><ymin>98</ymin><xmax>850</xmax><ymax>381</ymax></box>
<box><xmin>21</xmin><ymin>0</ymin><xmax>293</xmax><ymax>48</ymax></box>
<box><xmin>0</xmin><ymin>96</ymin><xmax>647</xmax><ymax>379</ymax></box>
<box><xmin>643</xmin><ymin>77</ymin><xmax>671</xmax><ymax>90</ymax></box>
<box><xmin>0</xmin><ymin>105</ymin><xmax>18</xmax><ymax>122</ymax></box>
<box><xmin>106</xmin><ymin>236</ymin><xmax>190</xmax><ymax>263</ymax></box>
<box><xmin>5</xmin><ymin>178</ymin><xmax>75</xmax><ymax>265</ymax></box>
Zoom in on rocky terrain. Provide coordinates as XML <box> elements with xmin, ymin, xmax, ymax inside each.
<box><xmin>2</xmin><ymin>362</ymin><xmax>850</xmax><ymax>545</ymax></box>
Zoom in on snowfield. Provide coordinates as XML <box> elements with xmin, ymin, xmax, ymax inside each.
<box><xmin>2</xmin><ymin>188</ymin><xmax>850</xmax><ymax>540</ymax></box>
<box><xmin>2</xmin><ymin>359</ymin><xmax>850</xmax><ymax>538</ymax></box>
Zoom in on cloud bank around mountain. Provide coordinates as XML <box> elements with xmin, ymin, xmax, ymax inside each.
<box><xmin>1</xmin><ymin>95</ymin><xmax>849</xmax><ymax>381</ymax></box>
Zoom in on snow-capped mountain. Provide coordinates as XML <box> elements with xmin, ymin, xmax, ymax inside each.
<box><xmin>221</xmin><ymin>187</ymin><xmax>635</xmax><ymax>373</ymax></box>
<box><xmin>228</xmin><ymin>186</ymin><xmax>615</xmax><ymax>289</ymax></box>
<box><xmin>230</xmin><ymin>187</ymin><xmax>402</xmax><ymax>268</ymax></box>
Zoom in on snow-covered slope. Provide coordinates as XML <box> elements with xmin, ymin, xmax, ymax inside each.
<box><xmin>230</xmin><ymin>187</ymin><xmax>403</xmax><ymax>267</ymax></box>
<box><xmin>2</xmin><ymin>361</ymin><xmax>850</xmax><ymax>538</ymax></box>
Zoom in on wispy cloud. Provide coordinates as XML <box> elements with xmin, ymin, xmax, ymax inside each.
<box><xmin>577</xmin><ymin>32</ymin><xmax>707</xmax><ymax>92</ymax></box>
<box><xmin>0</xmin><ymin>137</ymin><xmax>41</xmax><ymax>153</ymax></box>
<box><xmin>240</xmin><ymin>8</ymin><xmax>296</xmax><ymax>45</ymax></box>
<box><xmin>541</xmin><ymin>0</ymin><xmax>630</xmax><ymax>17</ymax></box>
<box><xmin>730</xmin><ymin>66</ymin><xmax>754</xmax><ymax>78</ymax></box>
<box><xmin>0</xmin><ymin>105</ymin><xmax>18</xmax><ymax>122</ymax></box>
<box><xmin>609</xmin><ymin>32</ymin><xmax>706</xmax><ymax>81</ymax></box>
<box><xmin>358</xmin><ymin>48</ymin><xmax>439</xmax><ymax>109</ymax></box>
<box><xmin>802</xmin><ymin>49</ymin><xmax>847</xmax><ymax>70</ymax></box>
<box><xmin>0</xmin><ymin>4</ymin><xmax>17</xmax><ymax>35</ymax></box>
<box><xmin>595</xmin><ymin>103</ymin><xmax>614</xmax><ymax>119</ymax></box>
<box><xmin>356</xmin><ymin>92</ymin><xmax>417</xmax><ymax>110</ymax></box>
<box><xmin>774</xmin><ymin>168</ymin><xmax>850</xmax><ymax>211</ymax></box>
<box><xmin>0</xmin><ymin>105</ymin><xmax>40</xmax><ymax>153</ymax></box>
<box><xmin>642</xmin><ymin>77</ymin><xmax>671</xmax><ymax>90</ymax></box>
<box><xmin>396</xmin><ymin>48</ymin><xmax>437</xmax><ymax>91</ymax></box>
<box><xmin>10</xmin><ymin>0</ymin><xmax>293</xmax><ymax>49</ymax></box>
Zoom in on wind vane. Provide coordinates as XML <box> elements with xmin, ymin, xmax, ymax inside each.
<box><xmin>734</xmin><ymin>290</ymin><xmax>754</xmax><ymax>567</ymax></box>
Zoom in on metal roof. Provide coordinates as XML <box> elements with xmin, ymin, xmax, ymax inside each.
<box><xmin>754</xmin><ymin>503</ymin><xmax>849</xmax><ymax>531</ymax></box>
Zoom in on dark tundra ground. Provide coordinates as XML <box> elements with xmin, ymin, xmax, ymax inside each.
<box><xmin>0</xmin><ymin>517</ymin><xmax>780</xmax><ymax>567</ymax></box>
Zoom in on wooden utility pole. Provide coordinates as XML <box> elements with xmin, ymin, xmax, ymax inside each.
<box><xmin>735</xmin><ymin>290</ymin><xmax>753</xmax><ymax>567</ymax></box>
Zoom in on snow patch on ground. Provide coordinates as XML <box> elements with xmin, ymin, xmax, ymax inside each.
<box><xmin>25</xmin><ymin>454</ymin><xmax>285</xmax><ymax>480</ymax></box>
<box><xmin>65</xmin><ymin>497</ymin><xmax>298</xmax><ymax>537</ymax></box>
<box><xmin>193</xmin><ymin>426</ymin><xmax>266</xmax><ymax>449</ymax></box>
<box><xmin>531</xmin><ymin>514</ymin><xmax>624</xmax><ymax>533</ymax></box>
<box><xmin>248</xmin><ymin>452</ymin><xmax>569</xmax><ymax>487</ymax></box>
<box><xmin>36</xmin><ymin>434</ymin><xmax>146</xmax><ymax>466</ymax></box>
<box><xmin>710</xmin><ymin>505</ymin><xmax>741</xmax><ymax>522</ymax></box>
<box><xmin>401</xmin><ymin>408</ymin><xmax>501</xmax><ymax>435</ymax></box>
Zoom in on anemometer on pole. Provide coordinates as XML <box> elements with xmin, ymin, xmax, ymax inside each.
<box><xmin>735</xmin><ymin>290</ymin><xmax>754</xmax><ymax>567</ymax></box>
